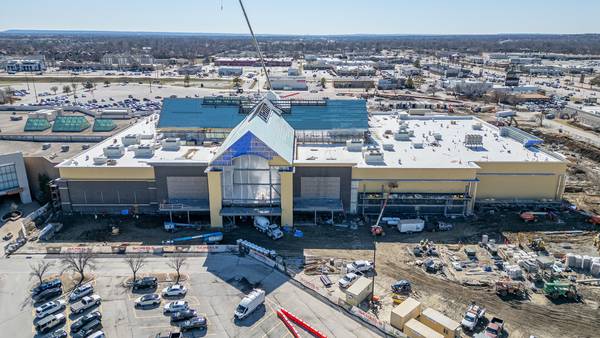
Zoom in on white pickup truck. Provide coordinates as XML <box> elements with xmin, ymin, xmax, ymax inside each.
<box><xmin>461</xmin><ymin>303</ymin><xmax>486</xmax><ymax>331</ymax></box>
<box><xmin>70</xmin><ymin>294</ymin><xmax>102</xmax><ymax>314</ymax></box>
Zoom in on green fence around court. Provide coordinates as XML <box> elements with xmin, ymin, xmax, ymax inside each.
<box><xmin>52</xmin><ymin>116</ymin><xmax>90</xmax><ymax>132</ymax></box>
<box><xmin>24</xmin><ymin>117</ymin><xmax>52</xmax><ymax>131</ymax></box>
<box><xmin>92</xmin><ymin>118</ymin><xmax>117</xmax><ymax>132</ymax></box>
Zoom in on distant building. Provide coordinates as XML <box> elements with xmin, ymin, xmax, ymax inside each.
<box><xmin>335</xmin><ymin>65</ymin><xmax>376</xmax><ymax>77</ymax></box>
<box><xmin>177</xmin><ymin>65</ymin><xmax>203</xmax><ymax>75</ymax></box>
<box><xmin>333</xmin><ymin>77</ymin><xmax>375</xmax><ymax>89</ymax></box>
<box><xmin>5</xmin><ymin>56</ymin><xmax>46</xmax><ymax>73</ymax></box>
<box><xmin>214</xmin><ymin>57</ymin><xmax>292</xmax><ymax>67</ymax></box>
<box><xmin>101</xmin><ymin>53</ymin><xmax>154</xmax><ymax>70</ymax></box>
<box><xmin>218</xmin><ymin>67</ymin><xmax>243</xmax><ymax>77</ymax></box>
<box><xmin>424</xmin><ymin>64</ymin><xmax>469</xmax><ymax>78</ymax></box>
<box><xmin>287</xmin><ymin>67</ymin><xmax>300</xmax><ymax>76</ymax></box>
<box><xmin>378</xmin><ymin>77</ymin><xmax>406</xmax><ymax>90</ymax></box>
<box><xmin>0</xmin><ymin>152</ymin><xmax>32</xmax><ymax>204</ymax></box>
<box><xmin>505</xmin><ymin>67</ymin><xmax>520</xmax><ymax>87</ymax></box>
<box><xmin>269</xmin><ymin>76</ymin><xmax>308</xmax><ymax>90</ymax></box>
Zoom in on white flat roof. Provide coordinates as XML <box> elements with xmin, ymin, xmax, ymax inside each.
<box><xmin>60</xmin><ymin>113</ymin><xmax>563</xmax><ymax>169</ymax></box>
<box><xmin>58</xmin><ymin>114</ymin><xmax>218</xmax><ymax>168</ymax></box>
<box><xmin>295</xmin><ymin>114</ymin><xmax>563</xmax><ymax>168</ymax></box>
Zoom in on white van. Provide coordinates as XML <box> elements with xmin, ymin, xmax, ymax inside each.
<box><xmin>234</xmin><ymin>289</ymin><xmax>265</xmax><ymax>320</ymax></box>
<box><xmin>35</xmin><ymin>313</ymin><xmax>66</xmax><ymax>333</ymax></box>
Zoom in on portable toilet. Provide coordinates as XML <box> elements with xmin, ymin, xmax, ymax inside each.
<box><xmin>390</xmin><ymin>297</ymin><xmax>422</xmax><ymax>330</ymax></box>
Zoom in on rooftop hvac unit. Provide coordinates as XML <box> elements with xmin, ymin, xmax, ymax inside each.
<box><xmin>93</xmin><ymin>156</ymin><xmax>108</xmax><ymax>165</ymax></box>
<box><xmin>394</xmin><ymin>128</ymin><xmax>413</xmax><ymax>141</ymax></box>
<box><xmin>364</xmin><ymin>147</ymin><xmax>384</xmax><ymax>163</ymax></box>
<box><xmin>412</xmin><ymin>142</ymin><xmax>424</xmax><ymax>149</ymax></box>
<box><xmin>464</xmin><ymin>134</ymin><xmax>484</xmax><ymax>148</ymax></box>
<box><xmin>122</xmin><ymin>133</ymin><xmax>141</xmax><ymax>146</ymax></box>
<box><xmin>140</xmin><ymin>133</ymin><xmax>154</xmax><ymax>140</ymax></box>
<box><xmin>161</xmin><ymin>138</ymin><xmax>181</xmax><ymax>151</ymax></box>
<box><xmin>383</xmin><ymin>143</ymin><xmax>394</xmax><ymax>151</ymax></box>
<box><xmin>346</xmin><ymin>139</ymin><xmax>364</xmax><ymax>152</ymax></box>
<box><xmin>107</xmin><ymin>159</ymin><xmax>118</xmax><ymax>166</ymax></box>
<box><xmin>433</xmin><ymin>133</ymin><xmax>442</xmax><ymax>140</ymax></box>
<box><xmin>398</xmin><ymin>112</ymin><xmax>410</xmax><ymax>120</ymax></box>
<box><xmin>103</xmin><ymin>144</ymin><xmax>125</xmax><ymax>158</ymax></box>
<box><xmin>472</xmin><ymin>122</ymin><xmax>483</xmax><ymax>130</ymax></box>
<box><xmin>133</xmin><ymin>144</ymin><xmax>155</xmax><ymax>158</ymax></box>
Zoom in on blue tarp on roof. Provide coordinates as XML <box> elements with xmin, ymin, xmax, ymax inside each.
<box><xmin>157</xmin><ymin>98</ymin><xmax>368</xmax><ymax>130</ymax></box>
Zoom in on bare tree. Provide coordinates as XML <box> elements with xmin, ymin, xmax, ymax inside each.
<box><xmin>29</xmin><ymin>261</ymin><xmax>54</xmax><ymax>285</ymax></box>
<box><xmin>62</xmin><ymin>251</ymin><xmax>96</xmax><ymax>284</ymax></box>
<box><xmin>125</xmin><ymin>254</ymin><xmax>146</xmax><ymax>283</ymax></box>
<box><xmin>167</xmin><ymin>255</ymin><xmax>187</xmax><ymax>283</ymax></box>
<box><xmin>50</xmin><ymin>86</ymin><xmax>58</xmax><ymax>95</ymax></box>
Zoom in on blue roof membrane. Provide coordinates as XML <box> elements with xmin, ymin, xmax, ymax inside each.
<box><xmin>157</xmin><ymin>98</ymin><xmax>368</xmax><ymax>131</ymax></box>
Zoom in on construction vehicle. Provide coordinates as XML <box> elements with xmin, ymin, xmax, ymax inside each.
<box><xmin>543</xmin><ymin>281</ymin><xmax>578</xmax><ymax>301</ymax></box>
<box><xmin>474</xmin><ymin>317</ymin><xmax>504</xmax><ymax>338</ymax></box>
<box><xmin>495</xmin><ymin>278</ymin><xmax>527</xmax><ymax>298</ymax></box>
<box><xmin>520</xmin><ymin>211</ymin><xmax>558</xmax><ymax>223</ymax></box>
<box><xmin>461</xmin><ymin>302</ymin><xmax>486</xmax><ymax>331</ymax></box>
<box><xmin>370</xmin><ymin>196</ymin><xmax>388</xmax><ymax>236</ymax></box>
<box><xmin>528</xmin><ymin>238</ymin><xmax>546</xmax><ymax>252</ymax></box>
<box><xmin>588</xmin><ymin>214</ymin><xmax>600</xmax><ymax>226</ymax></box>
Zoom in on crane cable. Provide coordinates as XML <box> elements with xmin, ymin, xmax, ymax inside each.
<box><xmin>237</xmin><ymin>0</ymin><xmax>272</xmax><ymax>90</ymax></box>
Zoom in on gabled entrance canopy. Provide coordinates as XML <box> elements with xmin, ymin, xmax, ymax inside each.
<box><xmin>210</xmin><ymin>98</ymin><xmax>295</xmax><ymax>166</ymax></box>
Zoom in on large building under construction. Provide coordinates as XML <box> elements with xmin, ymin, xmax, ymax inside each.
<box><xmin>53</xmin><ymin>94</ymin><xmax>567</xmax><ymax>227</ymax></box>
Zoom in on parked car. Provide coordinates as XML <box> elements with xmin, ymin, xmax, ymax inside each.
<box><xmin>86</xmin><ymin>331</ymin><xmax>106</xmax><ymax>338</ymax></box>
<box><xmin>163</xmin><ymin>300</ymin><xmax>189</xmax><ymax>313</ymax></box>
<box><xmin>35</xmin><ymin>299</ymin><xmax>66</xmax><ymax>318</ymax></box>
<box><xmin>170</xmin><ymin>309</ymin><xmax>197</xmax><ymax>322</ymax></box>
<box><xmin>49</xmin><ymin>329</ymin><xmax>68</xmax><ymax>338</ymax></box>
<box><xmin>133</xmin><ymin>277</ymin><xmax>157</xmax><ymax>290</ymax></box>
<box><xmin>32</xmin><ymin>279</ymin><xmax>62</xmax><ymax>296</ymax></box>
<box><xmin>69</xmin><ymin>283</ymin><xmax>94</xmax><ymax>302</ymax></box>
<box><xmin>35</xmin><ymin>313</ymin><xmax>66</xmax><ymax>333</ymax></box>
<box><xmin>36</xmin><ymin>287</ymin><xmax>62</xmax><ymax>302</ymax></box>
<box><xmin>234</xmin><ymin>289</ymin><xmax>265</xmax><ymax>320</ymax></box>
<box><xmin>338</xmin><ymin>273</ymin><xmax>359</xmax><ymax>288</ymax></box>
<box><xmin>391</xmin><ymin>280</ymin><xmax>412</xmax><ymax>294</ymax></box>
<box><xmin>71</xmin><ymin>319</ymin><xmax>102</xmax><ymax>338</ymax></box>
<box><xmin>70</xmin><ymin>311</ymin><xmax>102</xmax><ymax>333</ymax></box>
<box><xmin>346</xmin><ymin>260</ymin><xmax>374</xmax><ymax>274</ymax></box>
<box><xmin>135</xmin><ymin>293</ymin><xmax>161</xmax><ymax>307</ymax></box>
<box><xmin>70</xmin><ymin>295</ymin><xmax>101</xmax><ymax>314</ymax></box>
<box><xmin>162</xmin><ymin>284</ymin><xmax>187</xmax><ymax>297</ymax></box>
<box><xmin>180</xmin><ymin>316</ymin><xmax>207</xmax><ymax>331</ymax></box>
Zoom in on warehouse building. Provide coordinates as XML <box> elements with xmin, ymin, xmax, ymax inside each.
<box><xmin>269</xmin><ymin>76</ymin><xmax>308</xmax><ymax>90</ymax></box>
<box><xmin>53</xmin><ymin>93</ymin><xmax>567</xmax><ymax>227</ymax></box>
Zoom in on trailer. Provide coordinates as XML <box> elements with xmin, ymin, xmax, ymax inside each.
<box><xmin>164</xmin><ymin>222</ymin><xmax>201</xmax><ymax>232</ymax></box>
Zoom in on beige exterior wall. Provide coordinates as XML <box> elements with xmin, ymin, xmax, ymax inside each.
<box><xmin>280</xmin><ymin>170</ymin><xmax>294</xmax><ymax>227</ymax></box>
<box><xmin>207</xmin><ymin>170</ymin><xmax>223</xmax><ymax>227</ymax></box>
<box><xmin>352</xmin><ymin>167</ymin><xmax>477</xmax><ymax>194</ymax></box>
<box><xmin>59</xmin><ymin>167</ymin><xmax>155</xmax><ymax>180</ymax></box>
<box><xmin>475</xmin><ymin>161</ymin><xmax>567</xmax><ymax>200</ymax></box>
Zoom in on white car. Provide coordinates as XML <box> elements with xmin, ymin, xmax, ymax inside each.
<box><xmin>69</xmin><ymin>283</ymin><xmax>94</xmax><ymax>302</ymax></box>
<box><xmin>346</xmin><ymin>260</ymin><xmax>374</xmax><ymax>274</ymax></box>
<box><xmin>162</xmin><ymin>284</ymin><xmax>187</xmax><ymax>297</ymax></box>
<box><xmin>35</xmin><ymin>299</ymin><xmax>66</xmax><ymax>318</ymax></box>
<box><xmin>338</xmin><ymin>273</ymin><xmax>359</xmax><ymax>289</ymax></box>
<box><xmin>163</xmin><ymin>300</ymin><xmax>188</xmax><ymax>313</ymax></box>
<box><xmin>135</xmin><ymin>293</ymin><xmax>161</xmax><ymax>307</ymax></box>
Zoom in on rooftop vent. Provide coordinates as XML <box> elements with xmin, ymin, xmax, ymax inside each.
<box><xmin>383</xmin><ymin>143</ymin><xmax>394</xmax><ymax>151</ymax></box>
<box><xmin>364</xmin><ymin>146</ymin><xmax>384</xmax><ymax>163</ymax></box>
<box><xmin>472</xmin><ymin>122</ymin><xmax>483</xmax><ymax>130</ymax></box>
<box><xmin>433</xmin><ymin>133</ymin><xmax>442</xmax><ymax>140</ymax></box>
<box><xmin>412</xmin><ymin>142</ymin><xmax>424</xmax><ymax>149</ymax></box>
<box><xmin>161</xmin><ymin>138</ymin><xmax>181</xmax><ymax>151</ymax></box>
<box><xmin>103</xmin><ymin>144</ymin><xmax>125</xmax><ymax>158</ymax></box>
<box><xmin>394</xmin><ymin>128</ymin><xmax>414</xmax><ymax>141</ymax></box>
<box><xmin>93</xmin><ymin>156</ymin><xmax>108</xmax><ymax>165</ymax></box>
<box><xmin>464</xmin><ymin>134</ymin><xmax>484</xmax><ymax>148</ymax></box>
<box><xmin>346</xmin><ymin>139</ymin><xmax>364</xmax><ymax>152</ymax></box>
<box><xmin>122</xmin><ymin>133</ymin><xmax>141</xmax><ymax>146</ymax></box>
<box><xmin>133</xmin><ymin>144</ymin><xmax>155</xmax><ymax>158</ymax></box>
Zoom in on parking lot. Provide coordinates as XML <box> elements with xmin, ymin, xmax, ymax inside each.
<box><xmin>0</xmin><ymin>254</ymin><xmax>380</xmax><ymax>338</ymax></box>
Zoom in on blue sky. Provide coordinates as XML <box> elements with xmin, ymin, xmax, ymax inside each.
<box><xmin>1</xmin><ymin>0</ymin><xmax>598</xmax><ymax>35</ymax></box>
